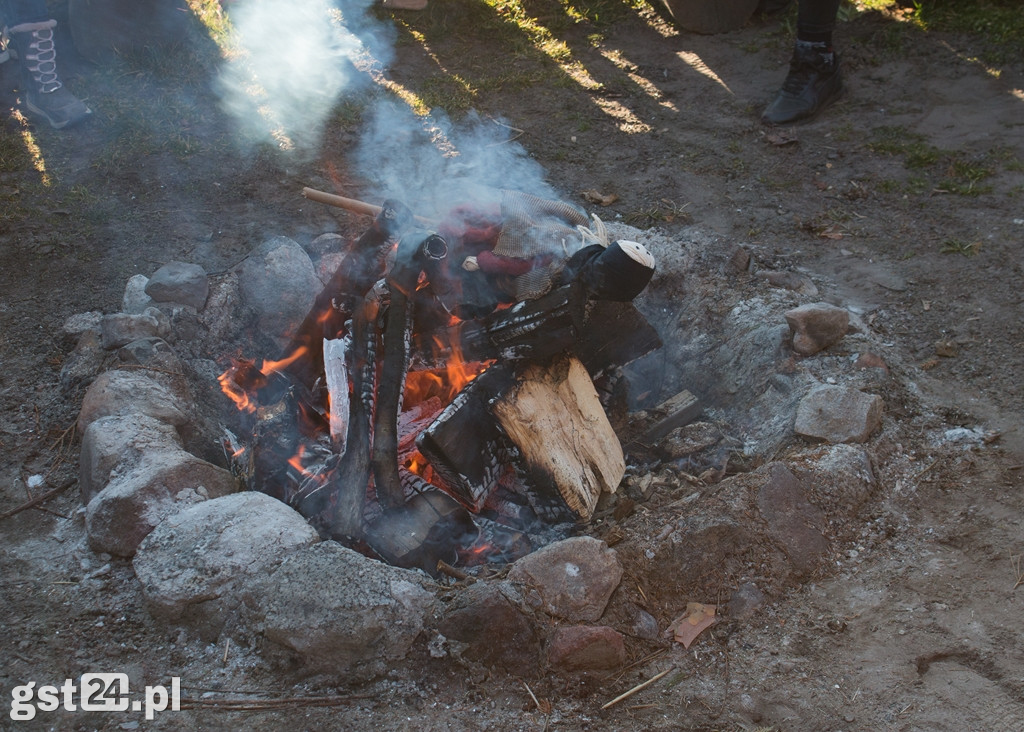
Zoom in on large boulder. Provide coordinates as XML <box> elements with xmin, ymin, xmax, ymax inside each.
<box><xmin>134</xmin><ymin>492</ymin><xmax>320</xmax><ymax>639</ymax></box>
<box><xmin>246</xmin><ymin>541</ymin><xmax>436</xmax><ymax>679</ymax></box>
<box><xmin>85</xmin><ymin>448</ymin><xmax>238</xmax><ymax>557</ymax></box>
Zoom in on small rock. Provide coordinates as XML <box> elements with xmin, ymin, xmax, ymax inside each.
<box><xmin>77</xmin><ymin>370</ymin><xmax>190</xmax><ymax>434</ymax></box>
<box><xmin>784</xmin><ymin>302</ymin><xmax>849</xmax><ymax>356</ymax></box>
<box><xmin>627</xmin><ymin>605</ymin><xmax>660</xmax><ymax>640</ymax></box>
<box><xmin>60</xmin><ymin>330</ymin><xmax>106</xmax><ymax>392</ymax></box>
<box><xmin>85</xmin><ymin>448</ymin><xmax>238</xmax><ymax>556</ymax></box>
<box><xmin>437</xmin><ymin>581</ymin><xmax>541</xmax><ymax>675</ymax></box>
<box><xmin>794</xmin><ymin>384</ymin><xmax>883</xmax><ymax>444</ymax></box>
<box><xmin>508</xmin><ymin>536</ymin><xmax>622</xmax><ymax>623</ymax></box>
<box><xmin>728</xmin><ymin>246</ymin><xmax>750</xmax><ymax>273</ymax></box>
<box><xmin>306</xmin><ymin>232</ymin><xmax>346</xmax><ymax>258</ymax></box>
<box><xmin>727</xmin><ymin>582</ymin><xmax>766</xmax><ymax>620</ymax></box>
<box><xmin>145</xmin><ymin>261</ymin><xmax>210</xmax><ymax>310</ymax></box>
<box><xmin>100</xmin><ymin>309</ymin><xmax>168</xmax><ymax>349</ymax></box>
<box><xmin>659</xmin><ymin>421</ymin><xmax>722</xmax><ymax>459</ymax></box>
<box><xmin>122</xmin><ymin>275</ymin><xmax>154</xmax><ymax>314</ymax></box>
<box><xmin>62</xmin><ymin>311</ymin><xmax>103</xmax><ymax>341</ymax></box>
<box><xmin>854</xmin><ymin>351</ymin><xmax>889</xmax><ymax>373</ymax></box>
<box><xmin>934</xmin><ymin>339</ymin><xmax>958</xmax><ymax>358</ymax></box>
<box><xmin>238</xmin><ymin>236</ymin><xmax>320</xmax><ymax>344</ymax></box>
<box><xmin>79</xmin><ymin>414</ymin><xmax>182</xmax><ymax>503</ymax></box>
<box><xmin>547</xmin><ymin>625</ymin><xmax>626</xmax><ymax>671</ymax></box>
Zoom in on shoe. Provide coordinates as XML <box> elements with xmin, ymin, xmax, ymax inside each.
<box><xmin>762</xmin><ymin>42</ymin><xmax>842</xmax><ymax>125</ymax></box>
<box><xmin>8</xmin><ymin>20</ymin><xmax>91</xmax><ymax>129</ymax></box>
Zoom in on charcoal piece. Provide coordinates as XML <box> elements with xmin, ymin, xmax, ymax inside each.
<box><xmin>416</xmin><ymin>365</ymin><xmax>515</xmax><ymax>512</ymax></box>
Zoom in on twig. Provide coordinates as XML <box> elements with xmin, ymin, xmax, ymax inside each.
<box><xmin>601</xmin><ymin>668</ymin><xmax>672</xmax><ymax>710</ymax></box>
<box><xmin>1012</xmin><ymin>555</ymin><xmax>1023</xmax><ymax>591</ymax></box>
<box><xmin>0</xmin><ymin>478</ymin><xmax>76</xmax><ymax>521</ymax></box>
<box><xmin>179</xmin><ymin>693</ymin><xmax>374</xmax><ymax>711</ymax></box>
<box><xmin>437</xmin><ymin>560</ymin><xmax>474</xmax><ymax>583</ymax></box>
<box><xmin>222</xmin><ymin>638</ymin><xmax>231</xmax><ymax>664</ymax></box>
<box><xmin>521</xmin><ymin>680</ymin><xmax>541</xmax><ymax>711</ymax></box>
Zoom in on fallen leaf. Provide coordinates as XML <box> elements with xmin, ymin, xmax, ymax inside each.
<box><xmin>819</xmin><ymin>226</ymin><xmax>844</xmax><ymax>240</ymax></box>
<box><xmin>581</xmin><ymin>189</ymin><xmax>619</xmax><ymax>206</ymax></box>
<box><xmin>669</xmin><ymin>602</ymin><xmax>716</xmax><ymax>649</ymax></box>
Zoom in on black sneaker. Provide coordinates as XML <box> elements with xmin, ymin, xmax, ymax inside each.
<box><xmin>762</xmin><ymin>43</ymin><xmax>842</xmax><ymax>125</ymax></box>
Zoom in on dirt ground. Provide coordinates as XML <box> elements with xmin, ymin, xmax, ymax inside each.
<box><xmin>1</xmin><ymin>1</ymin><xmax>1023</xmax><ymax>730</ymax></box>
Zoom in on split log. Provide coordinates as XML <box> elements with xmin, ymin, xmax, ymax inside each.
<box><xmin>491</xmin><ymin>354</ymin><xmax>624</xmax><ymax>522</ymax></box>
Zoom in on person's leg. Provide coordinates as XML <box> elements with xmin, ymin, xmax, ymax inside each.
<box><xmin>1</xmin><ymin>0</ymin><xmax>52</xmax><ymax>25</ymax></box>
<box><xmin>1</xmin><ymin>0</ymin><xmax>91</xmax><ymax>129</ymax></box>
<box><xmin>762</xmin><ymin>0</ymin><xmax>844</xmax><ymax>125</ymax></box>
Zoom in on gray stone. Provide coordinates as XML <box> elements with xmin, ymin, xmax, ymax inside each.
<box><xmin>727</xmin><ymin>582</ymin><xmax>766</xmax><ymax>620</ymax></box>
<box><xmin>79</xmin><ymin>414</ymin><xmax>182</xmax><ymax>504</ymax></box>
<box><xmin>508</xmin><ymin>536</ymin><xmax>622</xmax><ymax>623</ymax></box>
<box><xmin>247</xmin><ymin>541</ymin><xmax>435</xmax><ymax>679</ymax></box>
<box><xmin>86</xmin><ymin>448</ymin><xmax>239</xmax><ymax>557</ymax></box>
<box><xmin>60</xmin><ymin>330</ymin><xmax>106</xmax><ymax>392</ymax></box>
<box><xmin>436</xmin><ymin>580</ymin><xmax>540</xmax><ymax>675</ymax></box>
<box><xmin>77</xmin><ymin>370</ymin><xmax>190</xmax><ymax>434</ymax></box>
<box><xmin>805</xmin><ymin>443</ymin><xmax>877</xmax><ymax>512</ymax></box>
<box><xmin>794</xmin><ymin>385</ymin><xmax>883</xmax><ymax>444</ymax></box>
<box><xmin>114</xmin><ymin>338</ymin><xmax>183</xmax><ymax>374</ymax></box>
<box><xmin>307</xmin><ymin>232</ymin><xmax>346</xmax><ymax>258</ymax></box>
<box><xmin>315</xmin><ymin>251</ymin><xmax>347</xmax><ymax>286</ymax></box>
<box><xmin>659</xmin><ymin>421</ymin><xmax>722</xmax><ymax>460</ymax></box>
<box><xmin>756</xmin><ymin>463</ymin><xmax>828</xmax><ymax>576</ymax></box>
<box><xmin>627</xmin><ymin>604</ymin><xmax>660</xmax><ymax>640</ymax></box>
<box><xmin>62</xmin><ymin>311</ymin><xmax>103</xmax><ymax>341</ymax></box>
<box><xmin>196</xmin><ymin>273</ymin><xmax>240</xmax><ymax>350</ymax></box>
<box><xmin>100</xmin><ymin>308</ymin><xmax>169</xmax><ymax>349</ymax></box>
<box><xmin>784</xmin><ymin>302</ymin><xmax>849</xmax><ymax>356</ymax></box>
<box><xmin>547</xmin><ymin>625</ymin><xmax>626</xmax><ymax>671</ymax></box>
<box><xmin>238</xmin><ymin>236</ymin><xmax>320</xmax><ymax>343</ymax></box>
<box><xmin>122</xmin><ymin>275</ymin><xmax>154</xmax><ymax>314</ymax></box>
<box><xmin>134</xmin><ymin>492</ymin><xmax>320</xmax><ymax>637</ymax></box>
<box><xmin>145</xmin><ymin>261</ymin><xmax>209</xmax><ymax>310</ymax></box>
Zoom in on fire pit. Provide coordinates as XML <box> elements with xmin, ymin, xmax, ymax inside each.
<box><xmin>219</xmin><ymin>188</ymin><xmax>661</xmax><ymax>573</ymax></box>
<box><xmin>68</xmin><ymin>198</ymin><xmax>891</xmax><ymax>680</ymax></box>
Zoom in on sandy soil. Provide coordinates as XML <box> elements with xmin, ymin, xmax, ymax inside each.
<box><xmin>1</xmin><ymin>2</ymin><xmax>1022</xmax><ymax>730</ymax></box>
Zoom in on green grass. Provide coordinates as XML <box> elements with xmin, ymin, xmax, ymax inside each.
<box><xmin>867</xmin><ymin>126</ymin><xmax>1000</xmax><ymax>197</ymax></box>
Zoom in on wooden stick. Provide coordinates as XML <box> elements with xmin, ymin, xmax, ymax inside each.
<box><xmin>601</xmin><ymin>668</ymin><xmax>672</xmax><ymax>710</ymax></box>
<box><xmin>0</xmin><ymin>478</ymin><xmax>76</xmax><ymax>521</ymax></box>
<box><xmin>436</xmin><ymin>559</ymin><xmax>474</xmax><ymax>582</ymax></box>
<box><xmin>301</xmin><ymin>187</ymin><xmax>436</xmax><ymax>226</ymax></box>
<box><xmin>521</xmin><ymin>680</ymin><xmax>541</xmax><ymax>711</ymax></box>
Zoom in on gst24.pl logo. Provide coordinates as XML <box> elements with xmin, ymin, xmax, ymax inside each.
<box><xmin>10</xmin><ymin>674</ymin><xmax>181</xmax><ymax>721</ymax></box>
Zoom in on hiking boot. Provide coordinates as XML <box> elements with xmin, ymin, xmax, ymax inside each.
<box><xmin>762</xmin><ymin>42</ymin><xmax>842</xmax><ymax>125</ymax></box>
<box><xmin>7</xmin><ymin>20</ymin><xmax>91</xmax><ymax>129</ymax></box>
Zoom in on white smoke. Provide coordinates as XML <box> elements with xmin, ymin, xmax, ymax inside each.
<box><xmin>354</xmin><ymin>100</ymin><xmax>560</xmax><ymax>218</ymax></box>
<box><xmin>216</xmin><ymin>0</ymin><xmax>388</xmax><ymax>154</ymax></box>
<box><xmin>215</xmin><ymin>1</ymin><xmax>560</xmax><ymax>210</ymax></box>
